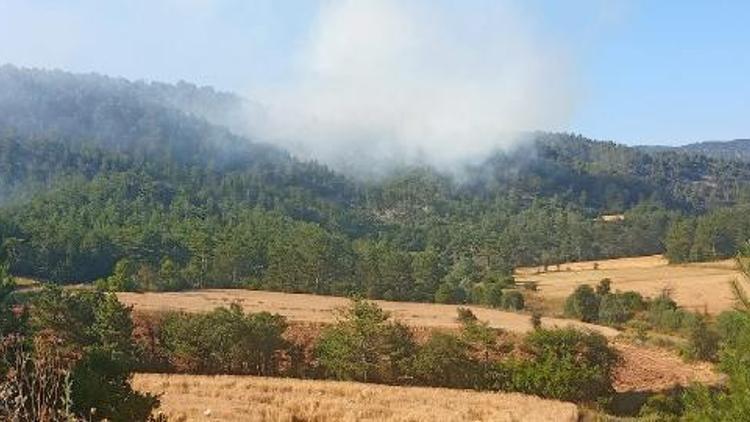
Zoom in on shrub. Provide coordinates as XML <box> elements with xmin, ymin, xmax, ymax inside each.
<box><xmin>315</xmin><ymin>300</ymin><xmax>416</xmax><ymax>383</ymax></box>
<box><xmin>434</xmin><ymin>282</ymin><xmax>466</xmax><ymax>304</ymax></box>
<box><xmin>483</xmin><ymin>282</ymin><xmax>504</xmax><ymax>307</ymax></box>
<box><xmin>28</xmin><ymin>287</ymin><xmax>159</xmax><ymax>421</ymax></box>
<box><xmin>683</xmin><ymin>315</ymin><xmax>720</xmax><ymax>361</ymax></box>
<box><xmin>598</xmin><ymin>294</ymin><xmax>632</xmax><ymax>325</ymax></box>
<box><xmin>530</xmin><ymin>312</ymin><xmax>542</xmax><ymax>330</ymax></box>
<box><xmin>595</xmin><ymin>278</ymin><xmax>612</xmax><ymax>296</ymax></box>
<box><xmin>619</xmin><ymin>291</ymin><xmax>646</xmax><ymax>312</ymax></box>
<box><xmin>716</xmin><ymin>310</ymin><xmax>750</xmax><ymax>349</ymax></box>
<box><xmin>564</xmin><ymin>285</ymin><xmax>600</xmax><ymax>322</ymax></box>
<box><xmin>160</xmin><ymin>303</ymin><xmax>288</xmax><ymax>375</ymax></box>
<box><xmin>646</xmin><ymin>293</ymin><xmax>707</xmax><ymax>335</ymax></box>
<box><xmin>410</xmin><ymin>332</ymin><xmax>477</xmax><ymax>388</ymax></box>
<box><xmin>456</xmin><ymin>307</ymin><xmax>477</xmax><ymax>324</ymax></box>
<box><xmin>503</xmin><ymin>328</ymin><xmax>619</xmax><ymax>402</ymax></box>
<box><xmin>639</xmin><ymin>388</ymin><xmax>685</xmax><ymax>421</ymax></box>
<box><xmin>501</xmin><ymin>291</ymin><xmax>524</xmax><ymax>311</ymax></box>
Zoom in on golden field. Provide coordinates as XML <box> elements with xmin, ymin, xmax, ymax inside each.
<box><xmin>118</xmin><ymin>289</ymin><xmax>619</xmax><ymax>337</ymax></box>
<box><xmin>132</xmin><ymin>373</ymin><xmax>579</xmax><ymax>422</ymax></box>
<box><xmin>516</xmin><ymin>255</ymin><xmax>744</xmax><ymax>314</ymax></box>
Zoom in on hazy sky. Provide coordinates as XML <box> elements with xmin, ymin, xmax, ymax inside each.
<box><xmin>0</xmin><ymin>0</ymin><xmax>748</xmax><ymax>146</ymax></box>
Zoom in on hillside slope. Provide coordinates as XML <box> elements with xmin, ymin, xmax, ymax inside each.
<box><xmin>2</xmin><ymin>65</ymin><xmax>750</xmax><ymax>305</ymax></box>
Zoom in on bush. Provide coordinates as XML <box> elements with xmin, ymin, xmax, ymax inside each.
<box><xmin>598</xmin><ymin>294</ymin><xmax>632</xmax><ymax>325</ymax></box>
<box><xmin>683</xmin><ymin>315</ymin><xmax>720</xmax><ymax>361</ymax></box>
<box><xmin>647</xmin><ymin>293</ymin><xmax>697</xmax><ymax>333</ymax></box>
<box><xmin>502</xmin><ymin>328</ymin><xmax>619</xmax><ymax>402</ymax></box>
<box><xmin>456</xmin><ymin>307</ymin><xmax>477</xmax><ymax>324</ymax></box>
<box><xmin>28</xmin><ymin>287</ymin><xmax>159</xmax><ymax>421</ymax></box>
<box><xmin>596</xmin><ymin>278</ymin><xmax>612</xmax><ymax>296</ymax></box>
<box><xmin>564</xmin><ymin>285</ymin><xmax>600</xmax><ymax>322</ymax></box>
<box><xmin>434</xmin><ymin>282</ymin><xmax>466</xmax><ymax>304</ymax></box>
<box><xmin>530</xmin><ymin>312</ymin><xmax>542</xmax><ymax>330</ymax></box>
<box><xmin>315</xmin><ymin>300</ymin><xmax>416</xmax><ymax>383</ymax></box>
<box><xmin>639</xmin><ymin>388</ymin><xmax>685</xmax><ymax>421</ymax></box>
<box><xmin>483</xmin><ymin>282</ymin><xmax>504</xmax><ymax>307</ymax></box>
<box><xmin>160</xmin><ymin>303</ymin><xmax>288</xmax><ymax>375</ymax></box>
<box><xmin>716</xmin><ymin>310</ymin><xmax>750</xmax><ymax>349</ymax></box>
<box><xmin>501</xmin><ymin>290</ymin><xmax>524</xmax><ymax>311</ymax></box>
<box><xmin>410</xmin><ymin>332</ymin><xmax>477</xmax><ymax>388</ymax></box>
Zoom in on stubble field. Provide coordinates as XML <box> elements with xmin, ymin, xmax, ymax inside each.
<box><xmin>118</xmin><ymin>289</ymin><xmax>619</xmax><ymax>337</ymax></box>
<box><xmin>132</xmin><ymin>373</ymin><xmax>580</xmax><ymax>422</ymax></box>
<box><xmin>516</xmin><ymin>254</ymin><xmax>743</xmax><ymax>314</ymax></box>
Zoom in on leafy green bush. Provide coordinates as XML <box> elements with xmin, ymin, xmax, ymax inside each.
<box><xmin>500</xmin><ymin>328</ymin><xmax>619</xmax><ymax>402</ymax></box>
<box><xmin>647</xmin><ymin>293</ymin><xmax>702</xmax><ymax>334</ymax></box>
<box><xmin>564</xmin><ymin>285</ymin><xmax>600</xmax><ymax>322</ymax></box>
<box><xmin>434</xmin><ymin>282</ymin><xmax>467</xmax><ymax>304</ymax></box>
<box><xmin>410</xmin><ymin>332</ymin><xmax>477</xmax><ymax>388</ymax></box>
<box><xmin>160</xmin><ymin>303</ymin><xmax>288</xmax><ymax>375</ymax></box>
<box><xmin>501</xmin><ymin>290</ymin><xmax>524</xmax><ymax>311</ymax></box>
<box><xmin>682</xmin><ymin>315</ymin><xmax>720</xmax><ymax>361</ymax></box>
<box><xmin>315</xmin><ymin>300</ymin><xmax>416</xmax><ymax>383</ymax></box>
<box><xmin>639</xmin><ymin>388</ymin><xmax>685</xmax><ymax>421</ymax></box>
<box><xmin>716</xmin><ymin>310</ymin><xmax>750</xmax><ymax>348</ymax></box>
<box><xmin>483</xmin><ymin>282</ymin><xmax>504</xmax><ymax>307</ymax></box>
<box><xmin>598</xmin><ymin>294</ymin><xmax>632</xmax><ymax>325</ymax></box>
<box><xmin>619</xmin><ymin>291</ymin><xmax>646</xmax><ymax>311</ymax></box>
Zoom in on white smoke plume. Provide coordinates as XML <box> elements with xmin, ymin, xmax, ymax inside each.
<box><xmin>245</xmin><ymin>0</ymin><xmax>578</xmax><ymax>176</ymax></box>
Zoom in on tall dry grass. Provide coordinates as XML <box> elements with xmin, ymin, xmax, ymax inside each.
<box><xmin>133</xmin><ymin>373</ymin><xmax>579</xmax><ymax>422</ymax></box>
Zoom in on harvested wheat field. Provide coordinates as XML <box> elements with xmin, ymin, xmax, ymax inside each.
<box><xmin>133</xmin><ymin>373</ymin><xmax>579</xmax><ymax>422</ymax></box>
<box><xmin>516</xmin><ymin>255</ymin><xmax>744</xmax><ymax>314</ymax></box>
<box><xmin>118</xmin><ymin>289</ymin><xmax>619</xmax><ymax>337</ymax></box>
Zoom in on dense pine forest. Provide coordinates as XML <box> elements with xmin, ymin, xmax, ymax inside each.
<box><xmin>1</xmin><ymin>65</ymin><xmax>750</xmax><ymax>303</ymax></box>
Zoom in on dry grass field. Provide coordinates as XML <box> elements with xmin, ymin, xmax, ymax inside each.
<box><xmin>516</xmin><ymin>255</ymin><xmax>744</xmax><ymax>314</ymax></box>
<box><xmin>118</xmin><ymin>289</ymin><xmax>619</xmax><ymax>337</ymax></box>
<box><xmin>133</xmin><ymin>373</ymin><xmax>579</xmax><ymax>422</ymax></box>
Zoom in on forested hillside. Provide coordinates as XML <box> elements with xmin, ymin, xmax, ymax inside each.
<box><xmin>640</xmin><ymin>139</ymin><xmax>750</xmax><ymax>162</ymax></box>
<box><xmin>1</xmin><ymin>65</ymin><xmax>749</xmax><ymax>303</ymax></box>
